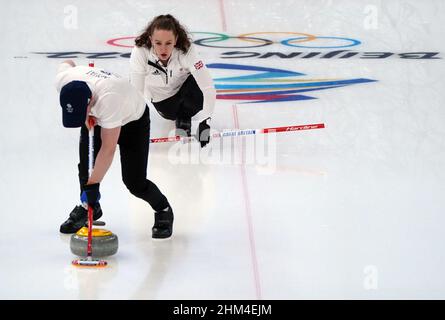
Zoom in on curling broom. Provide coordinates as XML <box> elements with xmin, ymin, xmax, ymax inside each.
<box><xmin>150</xmin><ymin>123</ymin><xmax>325</xmax><ymax>144</ymax></box>
<box><xmin>72</xmin><ymin>121</ymin><xmax>107</xmax><ymax>268</ymax></box>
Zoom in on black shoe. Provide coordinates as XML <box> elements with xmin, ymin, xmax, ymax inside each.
<box><xmin>59</xmin><ymin>203</ymin><xmax>103</xmax><ymax>234</ymax></box>
<box><xmin>175</xmin><ymin>117</ymin><xmax>191</xmax><ymax>137</ymax></box>
<box><xmin>152</xmin><ymin>206</ymin><xmax>174</xmax><ymax>239</ymax></box>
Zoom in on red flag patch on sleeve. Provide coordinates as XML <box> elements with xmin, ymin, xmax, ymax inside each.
<box><xmin>194</xmin><ymin>60</ymin><xmax>204</xmax><ymax>70</ymax></box>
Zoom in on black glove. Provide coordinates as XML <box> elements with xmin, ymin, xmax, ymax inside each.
<box><xmin>197</xmin><ymin>118</ymin><xmax>211</xmax><ymax>148</ymax></box>
<box><xmin>80</xmin><ymin>183</ymin><xmax>101</xmax><ymax>206</ymax></box>
<box><xmin>175</xmin><ymin>118</ymin><xmax>191</xmax><ymax>137</ymax></box>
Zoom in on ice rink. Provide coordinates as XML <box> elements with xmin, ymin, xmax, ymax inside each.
<box><xmin>1</xmin><ymin>0</ymin><xmax>445</xmax><ymax>299</ymax></box>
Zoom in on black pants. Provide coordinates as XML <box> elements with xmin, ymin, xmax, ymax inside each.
<box><xmin>152</xmin><ymin>75</ymin><xmax>204</xmax><ymax>121</ymax></box>
<box><xmin>78</xmin><ymin>107</ymin><xmax>169</xmax><ymax>212</ymax></box>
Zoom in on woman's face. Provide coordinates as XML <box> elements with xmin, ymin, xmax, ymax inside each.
<box><xmin>150</xmin><ymin>29</ymin><xmax>177</xmax><ymax>62</ymax></box>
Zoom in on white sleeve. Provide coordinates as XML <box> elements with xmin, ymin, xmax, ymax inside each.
<box><xmin>191</xmin><ymin>67</ymin><xmax>216</xmax><ymax>123</ymax></box>
<box><xmin>57</xmin><ymin>62</ymin><xmax>73</xmax><ymax>74</ymax></box>
<box><xmin>183</xmin><ymin>46</ymin><xmax>216</xmax><ymax>123</ymax></box>
<box><xmin>55</xmin><ymin>62</ymin><xmax>74</xmax><ymax>92</ymax></box>
<box><xmin>129</xmin><ymin>46</ymin><xmax>147</xmax><ymax>96</ymax></box>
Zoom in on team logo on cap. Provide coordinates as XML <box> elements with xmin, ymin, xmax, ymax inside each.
<box><xmin>66</xmin><ymin>103</ymin><xmax>74</xmax><ymax>113</ymax></box>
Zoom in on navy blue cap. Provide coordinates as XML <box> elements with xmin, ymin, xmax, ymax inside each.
<box><xmin>59</xmin><ymin>81</ymin><xmax>92</xmax><ymax>128</ymax></box>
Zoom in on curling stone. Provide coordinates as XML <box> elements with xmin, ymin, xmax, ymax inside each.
<box><xmin>70</xmin><ymin>227</ymin><xmax>118</xmax><ymax>257</ymax></box>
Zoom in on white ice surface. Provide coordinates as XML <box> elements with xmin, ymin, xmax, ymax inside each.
<box><xmin>1</xmin><ymin>0</ymin><xmax>445</xmax><ymax>299</ymax></box>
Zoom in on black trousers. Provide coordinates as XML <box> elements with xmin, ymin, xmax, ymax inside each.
<box><xmin>78</xmin><ymin>107</ymin><xmax>169</xmax><ymax>212</ymax></box>
<box><xmin>152</xmin><ymin>75</ymin><xmax>204</xmax><ymax>121</ymax></box>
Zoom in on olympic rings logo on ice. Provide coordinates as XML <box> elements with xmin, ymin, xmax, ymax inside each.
<box><xmin>106</xmin><ymin>32</ymin><xmax>361</xmax><ymax>49</ymax></box>
<box><xmin>192</xmin><ymin>32</ymin><xmax>361</xmax><ymax>49</ymax></box>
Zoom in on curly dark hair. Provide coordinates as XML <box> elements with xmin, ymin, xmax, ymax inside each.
<box><xmin>134</xmin><ymin>14</ymin><xmax>191</xmax><ymax>53</ymax></box>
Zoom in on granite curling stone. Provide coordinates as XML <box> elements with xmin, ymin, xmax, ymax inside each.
<box><xmin>70</xmin><ymin>227</ymin><xmax>118</xmax><ymax>257</ymax></box>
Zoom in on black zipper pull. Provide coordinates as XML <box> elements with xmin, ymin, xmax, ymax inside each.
<box><xmin>147</xmin><ymin>59</ymin><xmax>169</xmax><ymax>85</ymax></box>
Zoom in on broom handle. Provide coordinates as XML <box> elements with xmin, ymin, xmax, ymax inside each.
<box><xmin>87</xmin><ymin>60</ymin><xmax>94</xmax><ymax>258</ymax></box>
<box><xmin>149</xmin><ymin>123</ymin><xmax>325</xmax><ymax>143</ymax></box>
<box><xmin>86</xmin><ymin>127</ymin><xmax>94</xmax><ymax>258</ymax></box>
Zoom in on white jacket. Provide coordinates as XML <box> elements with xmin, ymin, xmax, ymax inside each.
<box><xmin>129</xmin><ymin>44</ymin><xmax>216</xmax><ymax>123</ymax></box>
<box><xmin>56</xmin><ymin>62</ymin><xmax>146</xmax><ymax>129</ymax></box>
